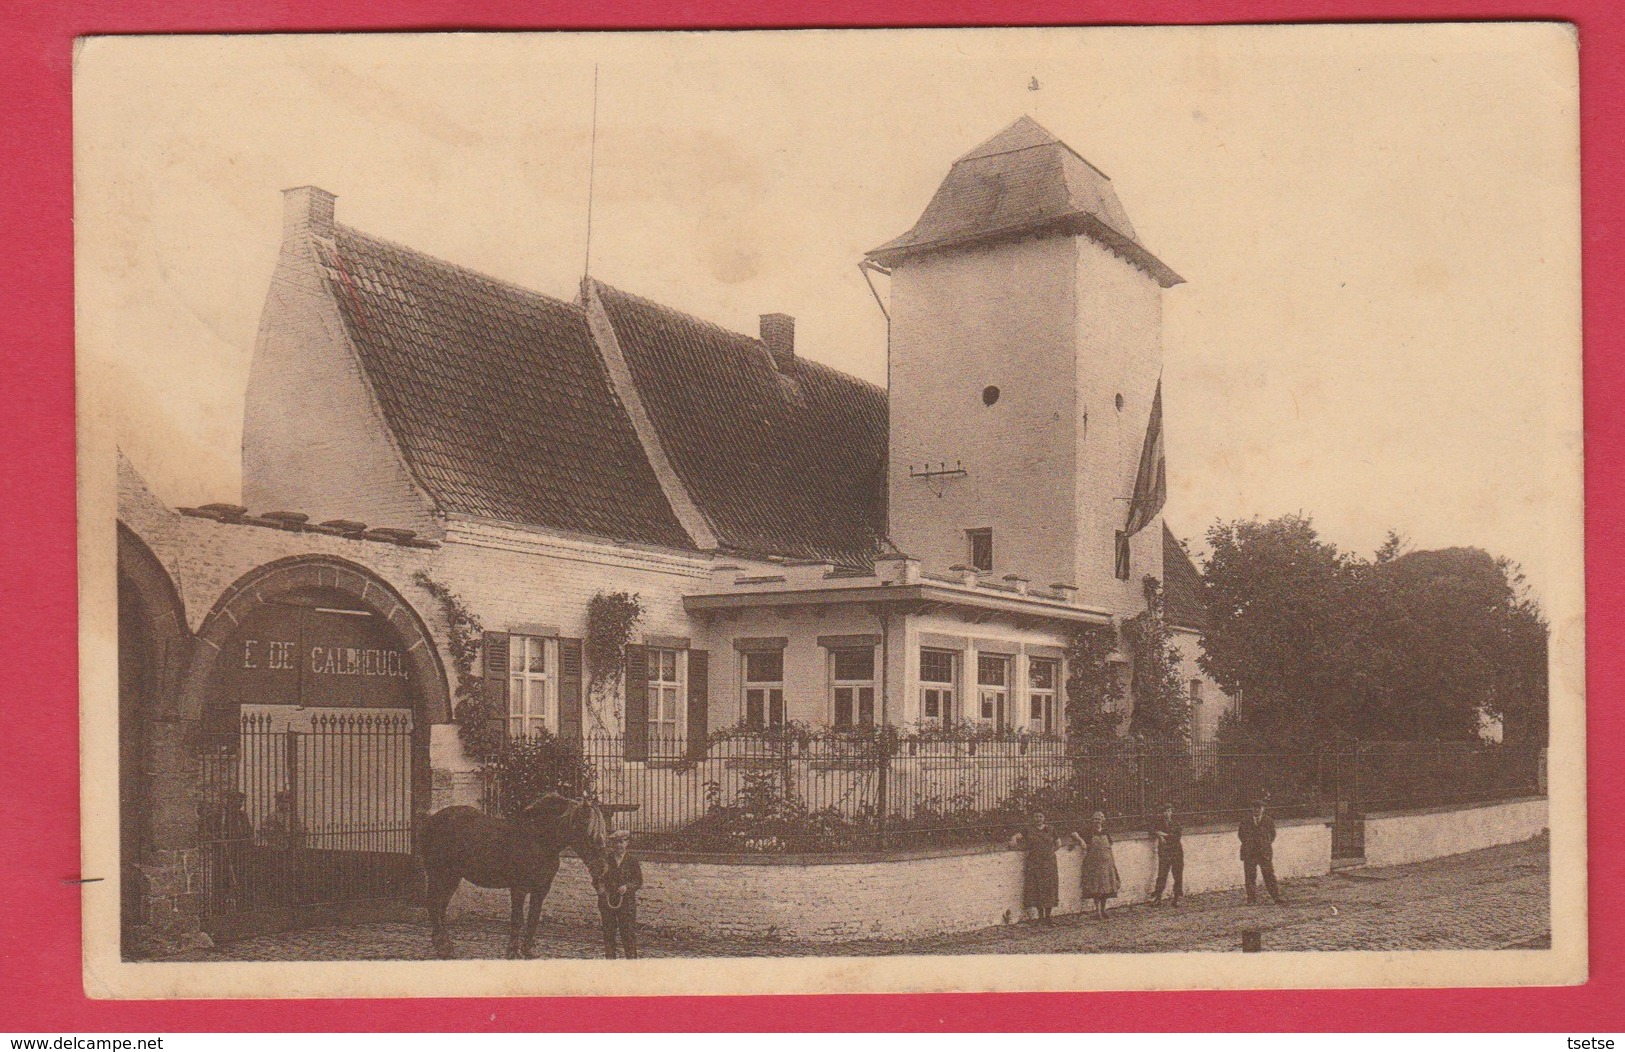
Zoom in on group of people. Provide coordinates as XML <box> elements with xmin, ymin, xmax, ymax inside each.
<box><xmin>201</xmin><ymin>788</ymin><xmax>310</xmax><ymax>910</ymax></box>
<box><xmin>1010</xmin><ymin>799</ymin><xmax>1287</xmax><ymax>922</ymax></box>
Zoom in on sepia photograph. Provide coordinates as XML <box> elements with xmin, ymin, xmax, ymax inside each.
<box><xmin>73</xmin><ymin>24</ymin><xmax>1585</xmax><ymax>999</ymax></box>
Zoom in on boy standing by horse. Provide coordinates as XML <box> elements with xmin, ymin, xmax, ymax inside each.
<box><xmin>599</xmin><ymin>828</ymin><xmax>642</xmax><ymax>958</ymax></box>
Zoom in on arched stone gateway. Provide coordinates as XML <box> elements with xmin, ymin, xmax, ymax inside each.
<box><xmin>122</xmin><ymin>548</ymin><xmax>449</xmax><ymax>950</ymax></box>
<box><xmin>117</xmin><ymin>524</ymin><xmax>195</xmax><ymax>955</ymax></box>
<box><xmin>186</xmin><ymin>555</ymin><xmax>448</xmax><ymax>941</ymax></box>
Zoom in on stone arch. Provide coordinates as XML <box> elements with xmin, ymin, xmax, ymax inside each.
<box><xmin>117</xmin><ymin>523</ymin><xmax>197</xmax><ymax>950</ymax></box>
<box><xmin>117</xmin><ymin>522</ymin><xmax>191</xmax><ymax>703</ymax></box>
<box><xmin>179</xmin><ymin>554</ymin><xmax>450</xmax><ymax>728</ymax></box>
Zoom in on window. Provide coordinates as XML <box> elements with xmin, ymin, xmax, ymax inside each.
<box><xmin>646</xmin><ymin>648</ymin><xmax>687</xmax><ymax>747</ymax></box>
<box><xmin>831</xmin><ymin>647</ymin><xmax>876</xmax><ymax>728</ymax></box>
<box><xmin>743</xmin><ymin>650</ymin><xmax>785</xmax><ymax>729</ymax></box>
<box><xmin>1189</xmin><ymin>678</ymin><xmax>1203</xmax><ymax>706</ymax></box>
<box><xmin>920</xmin><ymin>649</ymin><xmax>958</xmax><ymax>726</ymax></box>
<box><xmin>1028</xmin><ymin>657</ymin><xmax>1059</xmax><ymax>735</ymax></box>
<box><xmin>977</xmin><ymin>653</ymin><xmax>1011</xmax><ymax>729</ymax></box>
<box><xmin>967</xmin><ymin>528</ymin><xmax>993</xmax><ymax>572</ymax></box>
<box><xmin>507</xmin><ymin>635</ymin><xmax>556</xmax><ymax>738</ymax></box>
<box><xmin>1115</xmin><ymin>530</ymin><xmax>1131</xmax><ymax>580</ymax></box>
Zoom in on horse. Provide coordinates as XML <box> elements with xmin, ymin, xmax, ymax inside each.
<box><xmin>420</xmin><ymin>793</ymin><xmax>609</xmax><ymax>959</ymax></box>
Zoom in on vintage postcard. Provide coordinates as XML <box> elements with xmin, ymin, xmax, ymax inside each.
<box><xmin>75</xmin><ymin>24</ymin><xmax>1585</xmax><ymax>999</ymax></box>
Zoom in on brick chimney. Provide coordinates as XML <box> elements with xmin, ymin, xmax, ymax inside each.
<box><xmin>760</xmin><ymin>313</ymin><xmax>795</xmax><ymax>372</ymax></box>
<box><xmin>282</xmin><ymin>185</ymin><xmax>336</xmax><ymax>241</ymax></box>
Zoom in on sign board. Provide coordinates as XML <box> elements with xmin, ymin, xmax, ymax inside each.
<box><xmin>218</xmin><ymin>602</ymin><xmax>415</xmax><ymax>712</ymax></box>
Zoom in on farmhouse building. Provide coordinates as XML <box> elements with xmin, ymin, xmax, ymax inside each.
<box><xmin>116</xmin><ymin>117</ymin><xmax>1231</xmax><ymax>947</ymax></box>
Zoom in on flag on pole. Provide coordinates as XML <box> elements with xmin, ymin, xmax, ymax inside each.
<box><xmin>1124</xmin><ymin>379</ymin><xmax>1166</xmax><ymax>537</ymax></box>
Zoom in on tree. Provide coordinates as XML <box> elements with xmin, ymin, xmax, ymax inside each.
<box><xmin>1336</xmin><ymin>547</ymin><xmax>1547</xmax><ymax>742</ymax></box>
<box><xmin>1199</xmin><ymin>515</ymin><xmax>1357</xmax><ymax>745</ymax></box>
<box><xmin>1199</xmin><ymin>515</ymin><xmax>1549</xmax><ymax>746</ymax></box>
<box><xmin>1123</xmin><ymin>577</ymin><xmax>1192</xmax><ymax>747</ymax></box>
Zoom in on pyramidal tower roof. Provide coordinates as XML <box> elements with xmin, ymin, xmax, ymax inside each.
<box><xmin>867</xmin><ymin>116</ymin><xmax>1182</xmax><ymax>286</ymax></box>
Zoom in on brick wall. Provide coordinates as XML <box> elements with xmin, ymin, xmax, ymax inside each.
<box><xmin>446</xmin><ymin>818</ymin><xmax>1333</xmax><ymax>942</ymax></box>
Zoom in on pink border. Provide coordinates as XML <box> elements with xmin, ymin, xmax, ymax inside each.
<box><xmin>3</xmin><ymin>0</ymin><xmax>1619</xmax><ymax>1031</ymax></box>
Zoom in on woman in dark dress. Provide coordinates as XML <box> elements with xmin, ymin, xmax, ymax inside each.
<box><xmin>1009</xmin><ymin>812</ymin><xmax>1061</xmax><ymax>923</ymax></box>
<box><xmin>1070</xmin><ymin>810</ymin><xmax>1122</xmax><ymax>920</ymax></box>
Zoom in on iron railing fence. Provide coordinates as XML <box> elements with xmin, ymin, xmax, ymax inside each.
<box><xmin>480</xmin><ymin>731</ymin><xmax>1544</xmax><ymax>854</ymax></box>
<box><xmin>198</xmin><ymin>712</ymin><xmax>418</xmax><ymax>919</ymax></box>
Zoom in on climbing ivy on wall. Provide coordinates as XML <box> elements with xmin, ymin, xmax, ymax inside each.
<box><xmin>585</xmin><ymin>590</ymin><xmax>643</xmax><ymax>731</ymax></box>
<box><xmin>1122</xmin><ymin>576</ymin><xmax>1193</xmax><ymax>748</ymax></box>
<box><xmin>1064</xmin><ymin>622</ymin><xmax>1125</xmax><ymax>746</ymax></box>
<box><xmin>414</xmin><ymin>572</ymin><xmax>502</xmax><ymax>762</ymax></box>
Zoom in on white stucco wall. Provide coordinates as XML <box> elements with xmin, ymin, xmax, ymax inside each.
<box><xmin>886</xmin><ymin>236</ymin><xmax>1080</xmax><ymax>587</ymax></box>
<box><xmin>447</xmin><ymin>818</ymin><xmax>1333</xmax><ymax>942</ymax></box>
<box><xmin>1362</xmin><ymin>796</ymin><xmax>1548</xmax><ymax>868</ymax></box>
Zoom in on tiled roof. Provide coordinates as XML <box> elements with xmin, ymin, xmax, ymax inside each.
<box><xmin>316</xmin><ymin>227</ymin><xmax>693</xmax><ymax>549</ymax></box>
<box><xmin>1162</xmin><ymin>523</ymin><xmax>1208</xmax><ymax>630</ymax></box>
<box><xmin>868</xmin><ymin>116</ymin><xmax>1182</xmax><ymax>287</ymax></box>
<box><xmin>592</xmin><ymin>281</ymin><xmax>889</xmax><ymax>568</ymax></box>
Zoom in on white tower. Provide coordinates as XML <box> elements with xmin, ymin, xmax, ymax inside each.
<box><xmin>867</xmin><ymin>117</ymin><xmax>1182</xmax><ymax>617</ymax></box>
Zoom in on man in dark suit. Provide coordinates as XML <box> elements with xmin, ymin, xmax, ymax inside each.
<box><xmin>599</xmin><ymin>828</ymin><xmax>644</xmax><ymax>959</ymax></box>
<box><xmin>1151</xmin><ymin>801</ymin><xmax>1184</xmax><ymax>905</ymax></box>
<box><xmin>1239</xmin><ymin>799</ymin><xmax>1286</xmax><ymax>904</ymax></box>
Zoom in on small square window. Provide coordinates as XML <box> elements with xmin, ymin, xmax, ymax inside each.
<box><xmin>967</xmin><ymin>528</ymin><xmax>993</xmax><ymax>573</ymax></box>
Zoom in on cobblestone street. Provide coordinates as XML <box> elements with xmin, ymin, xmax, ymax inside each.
<box><xmin>172</xmin><ymin>834</ymin><xmax>1550</xmax><ymax>962</ymax></box>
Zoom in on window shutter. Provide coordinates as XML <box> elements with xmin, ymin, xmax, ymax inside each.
<box><xmin>624</xmin><ymin>644</ymin><xmax>649</xmax><ymax>762</ymax></box>
<box><xmin>686</xmin><ymin>650</ymin><xmax>709</xmax><ymax>759</ymax></box>
<box><xmin>558</xmin><ymin>638</ymin><xmax>583</xmax><ymax>743</ymax></box>
<box><xmin>482</xmin><ymin>631</ymin><xmax>510</xmax><ymax>740</ymax></box>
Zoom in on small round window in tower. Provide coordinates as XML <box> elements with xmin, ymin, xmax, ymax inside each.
<box><xmin>1115</xmin><ymin>393</ymin><xmax>1125</xmax><ymax>411</ymax></box>
<box><xmin>982</xmin><ymin>385</ymin><xmax>1001</xmax><ymax>407</ymax></box>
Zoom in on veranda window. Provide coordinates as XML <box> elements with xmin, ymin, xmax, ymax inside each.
<box><xmin>831</xmin><ymin>647</ymin><xmax>876</xmax><ymax>728</ymax></box>
<box><xmin>977</xmin><ymin>653</ymin><xmax>1011</xmax><ymax>729</ymax></box>
<box><xmin>920</xmin><ymin>648</ymin><xmax>958</xmax><ymax>726</ymax></box>
<box><xmin>743</xmin><ymin>650</ymin><xmax>785</xmax><ymax>729</ymax></box>
<box><xmin>1028</xmin><ymin>657</ymin><xmax>1059</xmax><ymax>735</ymax></box>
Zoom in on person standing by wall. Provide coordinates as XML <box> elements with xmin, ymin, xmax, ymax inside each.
<box><xmin>600</xmin><ymin>828</ymin><xmax>643</xmax><ymax>958</ymax></box>
<box><xmin>1151</xmin><ymin>801</ymin><xmax>1184</xmax><ymax>906</ymax></box>
<box><xmin>1072</xmin><ymin>811</ymin><xmax>1121</xmax><ymax>920</ymax></box>
<box><xmin>1009</xmin><ymin>811</ymin><xmax>1062</xmax><ymax>924</ymax></box>
<box><xmin>1239</xmin><ymin>798</ymin><xmax>1286</xmax><ymax>904</ymax></box>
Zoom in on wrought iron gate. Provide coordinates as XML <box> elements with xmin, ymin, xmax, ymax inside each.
<box><xmin>1326</xmin><ymin>745</ymin><xmax>1366</xmax><ymax>861</ymax></box>
<box><xmin>198</xmin><ymin>712</ymin><xmax>418</xmax><ymax>937</ymax></box>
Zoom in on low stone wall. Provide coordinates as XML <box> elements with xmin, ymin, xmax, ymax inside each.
<box><xmin>1362</xmin><ymin>796</ymin><xmax>1548</xmax><ymax>868</ymax></box>
<box><xmin>446</xmin><ymin>817</ymin><xmax>1333</xmax><ymax>942</ymax></box>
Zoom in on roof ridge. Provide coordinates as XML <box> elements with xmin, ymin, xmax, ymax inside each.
<box><xmin>335</xmin><ymin>223</ymin><xmax>585</xmax><ymax>316</ymax></box>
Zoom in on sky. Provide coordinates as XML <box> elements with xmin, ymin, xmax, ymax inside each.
<box><xmin>75</xmin><ymin>26</ymin><xmax>1581</xmax><ymax>608</ymax></box>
